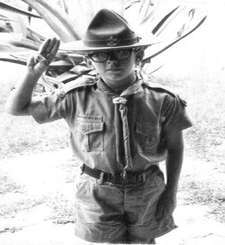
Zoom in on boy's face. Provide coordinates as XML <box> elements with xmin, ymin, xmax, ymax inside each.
<box><xmin>88</xmin><ymin>49</ymin><xmax>137</xmax><ymax>89</ymax></box>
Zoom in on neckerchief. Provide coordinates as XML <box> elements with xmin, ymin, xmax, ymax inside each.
<box><xmin>97</xmin><ymin>76</ymin><xmax>143</xmax><ymax>175</ymax></box>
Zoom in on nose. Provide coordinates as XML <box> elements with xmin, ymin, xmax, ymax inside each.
<box><xmin>107</xmin><ymin>52</ymin><xmax>118</xmax><ymax>61</ymax></box>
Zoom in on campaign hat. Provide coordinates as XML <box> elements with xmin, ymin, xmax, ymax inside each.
<box><xmin>61</xmin><ymin>9</ymin><xmax>155</xmax><ymax>53</ymax></box>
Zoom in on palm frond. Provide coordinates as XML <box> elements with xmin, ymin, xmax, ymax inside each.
<box><xmin>0</xmin><ymin>13</ymin><xmax>15</xmax><ymax>22</ymax></box>
<box><xmin>152</xmin><ymin>6</ymin><xmax>179</xmax><ymax>35</ymax></box>
<box><xmin>22</xmin><ymin>0</ymin><xmax>80</xmax><ymax>41</ymax></box>
<box><xmin>124</xmin><ymin>0</ymin><xmax>156</xmax><ymax>32</ymax></box>
<box><xmin>0</xmin><ymin>52</ymin><xmax>27</xmax><ymax>65</ymax></box>
<box><xmin>33</xmin><ymin>0</ymin><xmax>80</xmax><ymax>39</ymax></box>
<box><xmin>0</xmin><ymin>33</ymin><xmax>39</xmax><ymax>50</ymax></box>
<box><xmin>8</xmin><ymin>38</ymin><xmax>39</xmax><ymax>50</ymax></box>
<box><xmin>0</xmin><ymin>1</ymin><xmax>41</xmax><ymax>18</ymax></box>
<box><xmin>26</xmin><ymin>26</ymin><xmax>45</xmax><ymax>43</ymax></box>
<box><xmin>143</xmin><ymin>15</ymin><xmax>207</xmax><ymax>63</ymax></box>
<box><xmin>139</xmin><ymin>0</ymin><xmax>153</xmax><ymax>22</ymax></box>
<box><xmin>125</xmin><ymin>0</ymin><xmax>140</xmax><ymax>10</ymax></box>
<box><xmin>0</xmin><ymin>0</ymin><xmax>207</xmax><ymax>87</ymax></box>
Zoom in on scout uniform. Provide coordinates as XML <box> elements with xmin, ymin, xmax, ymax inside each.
<box><xmin>30</xmin><ymin>9</ymin><xmax>192</xmax><ymax>244</ymax></box>
<box><xmin>31</xmin><ymin>72</ymin><xmax>191</xmax><ymax>243</ymax></box>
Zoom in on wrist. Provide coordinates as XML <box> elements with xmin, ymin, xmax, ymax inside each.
<box><xmin>164</xmin><ymin>185</ymin><xmax>178</xmax><ymax>196</ymax></box>
<box><xmin>27</xmin><ymin>67</ymin><xmax>45</xmax><ymax>79</ymax></box>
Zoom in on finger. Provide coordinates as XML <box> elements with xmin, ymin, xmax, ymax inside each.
<box><xmin>44</xmin><ymin>39</ymin><xmax>60</xmax><ymax>63</ymax></box>
<box><xmin>45</xmin><ymin>37</ymin><xmax>58</xmax><ymax>56</ymax></box>
<box><xmin>39</xmin><ymin>38</ymin><xmax>55</xmax><ymax>58</ymax></box>
<box><xmin>27</xmin><ymin>55</ymin><xmax>36</xmax><ymax>68</ymax></box>
<box><xmin>50</xmin><ymin>39</ymin><xmax>60</xmax><ymax>57</ymax></box>
<box><xmin>39</xmin><ymin>38</ymin><xmax>51</xmax><ymax>55</ymax></box>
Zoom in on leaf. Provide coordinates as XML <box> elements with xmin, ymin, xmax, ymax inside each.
<box><xmin>0</xmin><ymin>1</ymin><xmax>41</xmax><ymax>18</ymax></box>
<box><xmin>8</xmin><ymin>39</ymin><xmax>39</xmax><ymax>50</ymax></box>
<box><xmin>124</xmin><ymin>0</ymin><xmax>156</xmax><ymax>31</ymax></box>
<box><xmin>139</xmin><ymin>0</ymin><xmax>154</xmax><ymax>22</ymax></box>
<box><xmin>0</xmin><ymin>53</ymin><xmax>27</xmax><ymax>65</ymax></box>
<box><xmin>25</xmin><ymin>26</ymin><xmax>45</xmax><ymax>43</ymax></box>
<box><xmin>152</xmin><ymin>6</ymin><xmax>179</xmax><ymax>35</ymax></box>
<box><xmin>125</xmin><ymin>0</ymin><xmax>140</xmax><ymax>10</ymax></box>
<box><xmin>22</xmin><ymin>0</ymin><xmax>80</xmax><ymax>41</ymax></box>
<box><xmin>0</xmin><ymin>33</ymin><xmax>39</xmax><ymax>50</ymax></box>
<box><xmin>0</xmin><ymin>13</ymin><xmax>14</xmax><ymax>22</ymax></box>
<box><xmin>143</xmin><ymin>15</ymin><xmax>207</xmax><ymax>63</ymax></box>
<box><xmin>69</xmin><ymin>64</ymin><xmax>93</xmax><ymax>75</ymax></box>
<box><xmin>49</xmin><ymin>60</ymin><xmax>73</xmax><ymax>68</ymax></box>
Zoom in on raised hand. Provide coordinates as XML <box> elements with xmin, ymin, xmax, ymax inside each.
<box><xmin>27</xmin><ymin>37</ymin><xmax>60</xmax><ymax>76</ymax></box>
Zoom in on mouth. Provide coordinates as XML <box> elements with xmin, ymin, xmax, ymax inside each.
<box><xmin>106</xmin><ymin>68</ymin><xmax>122</xmax><ymax>72</ymax></box>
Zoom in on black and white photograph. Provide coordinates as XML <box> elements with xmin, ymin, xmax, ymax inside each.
<box><xmin>0</xmin><ymin>0</ymin><xmax>224</xmax><ymax>244</ymax></box>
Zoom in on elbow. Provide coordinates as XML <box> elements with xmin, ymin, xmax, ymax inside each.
<box><xmin>5</xmin><ymin>104</ymin><xmax>20</xmax><ymax>116</ymax></box>
<box><xmin>5</xmin><ymin>100</ymin><xmax>27</xmax><ymax>116</ymax></box>
<box><xmin>5</xmin><ymin>100</ymin><xmax>15</xmax><ymax>115</ymax></box>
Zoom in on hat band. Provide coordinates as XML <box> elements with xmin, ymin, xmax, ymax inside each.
<box><xmin>84</xmin><ymin>36</ymin><xmax>141</xmax><ymax>48</ymax></box>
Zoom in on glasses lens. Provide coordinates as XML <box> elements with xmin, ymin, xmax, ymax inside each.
<box><xmin>89</xmin><ymin>49</ymin><xmax>132</xmax><ymax>62</ymax></box>
<box><xmin>89</xmin><ymin>52</ymin><xmax>108</xmax><ymax>62</ymax></box>
<box><xmin>116</xmin><ymin>49</ymin><xmax>132</xmax><ymax>59</ymax></box>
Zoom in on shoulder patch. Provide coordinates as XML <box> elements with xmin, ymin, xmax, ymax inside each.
<box><xmin>142</xmin><ymin>81</ymin><xmax>176</xmax><ymax>98</ymax></box>
<box><xmin>56</xmin><ymin>75</ymin><xmax>97</xmax><ymax>98</ymax></box>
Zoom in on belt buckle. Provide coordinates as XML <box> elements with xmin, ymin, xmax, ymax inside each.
<box><xmin>120</xmin><ymin>170</ymin><xmax>136</xmax><ymax>185</ymax></box>
<box><xmin>121</xmin><ymin>170</ymin><xmax>128</xmax><ymax>185</ymax></box>
<box><xmin>121</xmin><ymin>170</ymin><xmax>146</xmax><ymax>185</ymax></box>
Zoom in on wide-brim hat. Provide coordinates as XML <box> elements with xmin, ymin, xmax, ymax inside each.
<box><xmin>61</xmin><ymin>9</ymin><xmax>157</xmax><ymax>53</ymax></box>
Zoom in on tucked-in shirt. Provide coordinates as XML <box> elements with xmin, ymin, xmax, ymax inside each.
<box><xmin>31</xmin><ymin>75</ymin><xmax>192</xmax><ymax>174</ymax></box>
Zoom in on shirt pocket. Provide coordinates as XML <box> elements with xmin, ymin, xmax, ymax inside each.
<box><xmin>74</xmin><ymin>115</ymin><xmax>104</xmax><ymax>152</ymax></box>
<box><xmin>135</xmin><ymin>122</ymin><xmax>159</xmax><ymax>153</ymax></box>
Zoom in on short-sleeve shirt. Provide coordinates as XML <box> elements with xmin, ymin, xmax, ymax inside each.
<box><xmin>30</xmin><ymin>76</ymin><xmax>192</xmax><ymax>174</ymax></box>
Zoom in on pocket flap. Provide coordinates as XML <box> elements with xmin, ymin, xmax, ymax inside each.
<box><xmin>76</xmin><ymin>121</ymin><xmax>104</xmax><ymax>135</ymax></box>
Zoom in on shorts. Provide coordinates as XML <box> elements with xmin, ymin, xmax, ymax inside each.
<box><xmin>74</xmin><ymin>166</ymin><xmax>176</xmax><ymax>243</ymax></box>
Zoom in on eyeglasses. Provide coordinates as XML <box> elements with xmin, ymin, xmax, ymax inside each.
<box><xmin>88</xmin><ymin>49</ymin><xmax>133</xmax><ymax>63</ymax></box>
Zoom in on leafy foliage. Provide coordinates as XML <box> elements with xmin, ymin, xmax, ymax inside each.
<box><xmin>0</xmin><ymin>0</ymin><xmax>206</xmax><ymax>92</ymax></box>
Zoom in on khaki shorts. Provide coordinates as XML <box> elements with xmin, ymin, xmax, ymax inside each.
<box><xmin>74</xmin><ymin>166</ymin><xmax>176</xmax><ymax>243</ymax></box>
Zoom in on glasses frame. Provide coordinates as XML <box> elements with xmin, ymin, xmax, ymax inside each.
<box><xmin>87</xmin><ymin>48</ymin><xmax>135</xmax><ymax>63</ymax></box>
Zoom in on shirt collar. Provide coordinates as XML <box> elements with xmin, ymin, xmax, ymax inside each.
<box><xmin>97</xmin><ymin>72</ymin><xmax>143</xmax><ymax>97</ymax></box>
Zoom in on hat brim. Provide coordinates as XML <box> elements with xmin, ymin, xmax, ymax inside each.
<box><xmin>60</xmin><ymin>36</ymin><xmax>157</xmax><ymax>54</ymax></box>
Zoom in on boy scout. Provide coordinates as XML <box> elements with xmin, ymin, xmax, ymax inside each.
<box><xmin>6</xmin><ymin>9</ymin><xmax>192</xmax><ymax>244</ymax></box>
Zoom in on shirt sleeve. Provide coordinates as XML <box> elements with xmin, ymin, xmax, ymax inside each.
<box><xmin>30</xmin><ymin>90</ymin><xmax>75</xmax><ymax>124</ymax></box>
<box><xmin>161</xmin><ymin>94</ymin><xmax>192</xmax><ymax>133</ymax></box>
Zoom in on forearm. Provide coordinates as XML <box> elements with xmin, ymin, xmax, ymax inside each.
<box><xmin>6</xmin><ymin>38</ymin><xmax>60</xmax><ymax>116</ymax></box>
<box><xmin>5</xmin><ymin>69</ymin><xmax>42</xmax><ymax>115</ymax></box>
<box><xmin>165</xmin><ymin>143</ymin><xmax>184</xmax><ymax>196</ymax></box>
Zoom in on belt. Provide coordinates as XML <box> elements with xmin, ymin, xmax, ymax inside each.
<box><xmin>80</xmin><ymin>164</ymin><xmax>159</xmax><ymax>185</ymax></box>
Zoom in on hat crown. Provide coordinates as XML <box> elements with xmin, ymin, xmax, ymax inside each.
<box><xmin>84</xmin><ymin>9</ymin><xmax>139</xmax><ymax>48</ymax></box>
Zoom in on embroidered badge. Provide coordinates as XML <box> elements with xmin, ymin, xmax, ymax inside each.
<box><xmin>106</xmin><ymin>36</ymin><xmax>119</xmax><ymax>46</ymax></box>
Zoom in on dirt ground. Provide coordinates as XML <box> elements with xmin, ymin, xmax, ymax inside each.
<box><xmin>0</xmin><ymin>149</ymin><xmax>225</xmax><ymax>245</ymax></box>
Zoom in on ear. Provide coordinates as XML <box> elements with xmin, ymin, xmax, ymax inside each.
<box><xmin>135</xmin><ymin>48</ymin><xmax>145</xmax><ymax>65</ymax></box>
<box><xmin>84</xmin><ymin>56</ymin><xmax>94</xmax><ymax>68</ymax></box>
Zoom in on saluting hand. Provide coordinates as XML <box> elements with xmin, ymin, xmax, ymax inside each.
<box><xmin>27</xmin><ymin>37</ymin><xmax>60</xmax><ymax>76</ymax></box>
